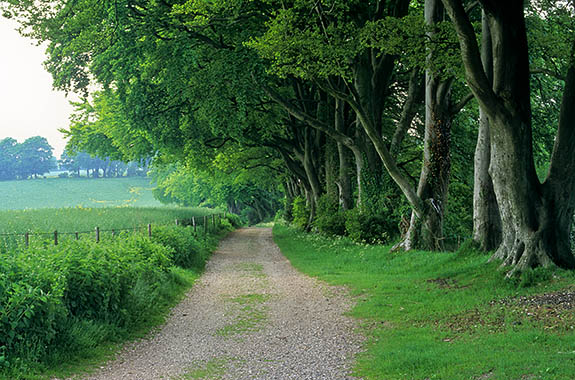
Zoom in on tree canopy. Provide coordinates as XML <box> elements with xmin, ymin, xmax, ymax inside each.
<box><xmin>0</xmin><ymin>136</ymin><xmax>55</xmax><ymax>180</ymax></box>
<box><xmin>2</xmin><ymin>0</ymin><xmax>574</xmax><ymax>272</ymax></box>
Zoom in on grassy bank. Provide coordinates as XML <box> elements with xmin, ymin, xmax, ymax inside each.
<box><xmin>273</xmin><ymin>224</ymin><xmax>575</xmax><ymax>380</ymax></box>
<box><xmin>0</xmin><ymin>218</ymin><xmax>236</xmax><ymax>380</ymax></box>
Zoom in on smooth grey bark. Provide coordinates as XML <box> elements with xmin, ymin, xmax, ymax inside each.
<box><xmin>473</xmin><ymin>11</ymin><xmax>501</xmax><ymax>251</ymax></box>
<box><xmin>399</xmin><ymin>0</ymin><xmax>453</xmax><ymax>251</ymax></box>
<box><xmin>335</xmin><ymin>97</ymin><xmax>353</xmax><ymax>210</ymax></box>
<box><xmin>390</xmin><ymin>69</ymin><xmax>425</xmax><ymax>157</ymax></box>
<box><xmin>325</xmin><ymin>136</ymin><xmax>337</xmax><ymax>198</ymax></box>
<box><xmin>300</xmin><ymin>126</ymin><xmax>323</xmax><ymax>225</ymax></box>
<box><xmin>443</xmin><ymin>0</ymin><xmax>575</xmax><ymax>273</ymax></box>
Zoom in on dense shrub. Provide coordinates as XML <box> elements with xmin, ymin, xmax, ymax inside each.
<box><xmin>344</xmin><ymin>209</ymin><xmax>398</xmax><ymax>244</ymax></box>
<box><xmin>0</xmin><ymin>223</ymin><xmax>228</xmax><ymax>375</ymax></box>
<box><xmin>151</xmin><ymin>226</ymin><xmax>206</xmax><ymax>269</ymax></box>
<box><xmin>314</xmin><ymin>195</ymin><xmax>346</xmax><ymax>236</ymax></box>
<box><xmin>224</xmin><ymin>213</ymin><xmax>242</xmax><ymax>228</ymax></box>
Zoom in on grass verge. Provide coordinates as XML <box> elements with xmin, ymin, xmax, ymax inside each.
<box><xmin>273</xmin><ymin>224</ymin><xmax>575</xmax><ymax>380</ymax></box>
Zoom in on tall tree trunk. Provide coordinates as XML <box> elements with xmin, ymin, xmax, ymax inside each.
<box><xmin>473</xmin><ymin>11</ymin><xmax>501</xmax><ymax>251</ymax></box>
<box><xmin>302</xmin><ymin>126</ymin><xmax>323</xmax><ymax>225</ymax></box>
<box><xmin>335</xmin><ymin>98</ymin><xmax>353</xmax><ymax>210</ymax></box>
<box><xmin>398</xmin><ymin>0</ymin><xmax>453</xmax><ymax>251</ymax></box>
<box><xmin>443</xmin><ymin>0</ymin><xmax>575</xmax><ymax>272</ymax></box>
<box><xmin>325</xmin><ymin>135</ymin><xmax>337</xmax><ymax>198</ymax></box>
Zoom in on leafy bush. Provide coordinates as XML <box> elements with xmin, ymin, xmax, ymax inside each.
<box><xmin>218</xmin><ymin>218</ymin><xmax>234</xmax><ymax>233</ymax></box>
<box><xmin>291</xmin><ymin>196</ymin><xmax>309</xmax><ymax>230</ymax></box>
<box><xmin>224</xmin><ymin>213</ymin><xmax>242</xmax><ymax>228</ymax></box>
<box><xmin>0</xmin><ymin>224</ymin><xmax>224</xmax><ymax>375</ymax></box>
<box><xmin>344</xmin><ymin>209</ymin><xmax>397</xmax><ymax>244</ymax></box>
<box><xmin>314</xmin><ymin>194</ymin><xmax>346</xmax><ymax>236</ymax></box>
<box><xmin>151</xmin><ymin>226</ymin><xmax>206</xmax><ymax>269</ymax></box>
<box><xmin>283</xmin><ymin>197</ymin><xmax>294</xmax><ymax>222</ymax></box>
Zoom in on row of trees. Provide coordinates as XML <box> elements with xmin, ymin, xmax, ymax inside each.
<box><xmin>2</xmin><ymin>0</ymin><xmax>573</xmax><ymax>273</ymax></box>
<box><xmin>0</xmin><ymin>136</ymin><xmax>55</xmax><ymax>180</ymax></box>
<box><xmin>59</xmin><ymin>150</ymin><xmax>150</xmax><ymax>178</ymax></box>
<box><xmin>0</xmin><ymin>136</ymin><xmax>147</xmax><ymax>180</ymax></box>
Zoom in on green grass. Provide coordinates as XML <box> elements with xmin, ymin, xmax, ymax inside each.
<box><xmin>216</xmin><ymin>293</ymin><xmax>271</xmax><ymax>337</ymax></box>
<box><xmin>0</xmin><ymin>207</ymin><xmax>217</xmax><ymax>235</ymax></box>
<box><xmin>174</xmin><ymin>357</ymin><xmax>238</xmax><ymax>380</ymax></box>
<box><xmin>273</xmin><ymin>224</ymin><xmax>575</xmax><ymax>380</ymax></box>
<box><xmin>0</xmin><ymin>177</ymin><xmax>162</xmax><ymax>210</ymax></box>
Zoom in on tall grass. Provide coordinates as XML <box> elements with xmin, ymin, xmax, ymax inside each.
<box><xmin>274</xmin><ymin>224</ymin><xmax>575</xmax><ymax>380</ymax></box>
<box><xmin>0</xmin><ymin>207</ymin><xmax>217</xmax><ymax>234</ymax></box>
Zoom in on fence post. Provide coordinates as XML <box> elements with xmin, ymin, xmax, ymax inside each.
<box><xmin>175</xmin><ymin>219</ymin><xmax>179</xmax><ymax>226</ymax></box>
<box><xmin>25</xmin><ymin>232</ymin><xmax>29</xmax><ymax>248</ymax></box>
<box><xmin>212</xmin><ymin>214</ymin><xmax>215</xmax><ymax>229</ymax></box>
<box><xmin>75</xmin><ymin>232</ymin><xmax>79</xmax><ymax>240</ymax></box>
<box><xmin>204</xmin><ymin>215</ymin><xmax>208</xmax><ymax>234</ymax></box>
<box><xmin>192</xmin><ymin>216</ymin><xmax>196</xmax><ymax>233</ymax></box>
<box><xmin>148</xmin><ymin>223</ymin><xmax>152</xmax><ymax>237</ymax></box>
<box><xmin>54</xmin><ymin>230</ymin><xmax>58</xmax><ymax>246</ymax></box>
<box><xmin>95</xmin><ymin>227</ymin><xmax>100</xmax><ymax>243</ymax></box>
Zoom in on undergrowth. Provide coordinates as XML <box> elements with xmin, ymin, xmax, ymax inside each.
<box><xmin>273</xmin><ymin>224</ymin><xmax>575</xmax><ymax>380</ymax></box>
<box><xmin>0</xmin><ymin>217</ymin><xmax>236</xmax><ymax>380</ymax></box>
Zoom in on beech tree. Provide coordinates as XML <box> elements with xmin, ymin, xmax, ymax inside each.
<box><xmin>442</xmin><ymin>0</ymin><xmax>575</xmax><ymax>272</ymax></box>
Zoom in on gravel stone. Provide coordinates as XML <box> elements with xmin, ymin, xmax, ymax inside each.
<box><xmin>69</xmin><ymin>227</ymin><xmax>364</xmax><ymax>380</ymax></box>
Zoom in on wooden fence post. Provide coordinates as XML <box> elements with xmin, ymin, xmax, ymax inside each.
<box><xmin>54</xmin><ymin>230</ymin><xmax>58</xmax><ymax>246</ymax></box>
<box><xmin>148</xmin><ymin>223</ymin><xmax>152</xmax><ymax>237</ymax></box>
<box><xmin>75</xmin><ymin>232</ymin><xmax>79</xmax><ymax>240</ymax></box>
<box><xmin>175</xmin><ymin>219</ymin><xmax>179</xmax><ymax>226</ymax></box>
<box><xmin>25</xmin><ymin>232</ymin><xmax>29</xmax><ymax>248</ymax></box>
<box><xmin>95</xmin><ymin>227</ymin><xmax>100</xmax><ymax>243</ymax></box>
<box><xmin>192</xmin><ymin>216</ymin><xmax>196</xmax><ymax>233</ymax></box>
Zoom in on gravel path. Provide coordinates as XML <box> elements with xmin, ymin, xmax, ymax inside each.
<box><xmin>74</xmin><ymin>228</ymin><xmax>363</xmax><ymax>380</ymax></box>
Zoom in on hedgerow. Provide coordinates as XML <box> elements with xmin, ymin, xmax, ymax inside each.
<box><xmin>0</xmin><ymin>218</ymin><xmax>235</xmax><ymax>378</ymax></box>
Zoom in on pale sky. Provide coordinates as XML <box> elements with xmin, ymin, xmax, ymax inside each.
<box><xmin>0</xmin><ymin>17</ymin><xmax>73</xmax><ymax>159</ymax></box>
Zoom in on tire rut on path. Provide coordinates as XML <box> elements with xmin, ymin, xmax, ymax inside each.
<box><xmin>74</xmin><ymin>227</ymin><xmax>363</xmax><ymax>380</ymax></box>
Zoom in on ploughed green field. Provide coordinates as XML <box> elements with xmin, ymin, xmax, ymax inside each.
<box><xmin>0</xmin><ymin>177</ymin><xmax>162</xmax><ymax>210</ymax></box>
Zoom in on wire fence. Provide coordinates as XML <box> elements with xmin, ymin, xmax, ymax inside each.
<box><xmin>0</xmin><ymin>212</ymin><xmax>226</xmax><ymax>252</ymax></box>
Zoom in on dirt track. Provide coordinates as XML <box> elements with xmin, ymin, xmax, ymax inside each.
<box><xmin>74</xmin><ymin>228</ymin><xmax>363</xmax><ymax>380</ymax></box>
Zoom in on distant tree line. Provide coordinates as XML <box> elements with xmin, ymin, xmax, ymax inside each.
<box><xmin>0</xmin><ymin>136</ymin><xmax>56</xmax><ymax>180</ymax></box>
<box><xmin>59</xmin><ymin>149</ymin><xmax>150</xmax><ymax>178</ymax></box>
<box><xmin>0</xmin><ymin>136</ymin><xmax>149</xmax><ymax>181</ymax></box>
